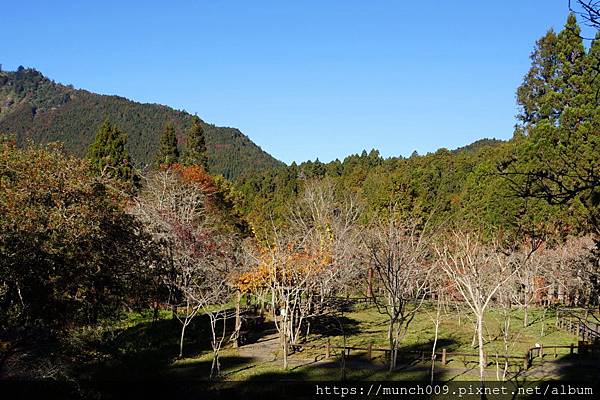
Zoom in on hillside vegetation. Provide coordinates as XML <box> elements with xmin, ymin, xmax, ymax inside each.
<box><xmin>0</xmin><ymin>67</ymin><xmax>282</xmax><ymax>178</ymax></box>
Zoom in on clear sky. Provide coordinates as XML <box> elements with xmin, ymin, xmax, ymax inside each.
<box><xmin>2</xmin><ymin>1</ymin><xmax>592</xmax><ymax>164</ymax></box>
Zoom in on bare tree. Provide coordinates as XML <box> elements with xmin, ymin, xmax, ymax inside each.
<box><xmin>427</xmin><ymin>274</ymin><xmax>448</xmax><ymax>383</ymax></box>
<box><xmin>569</xmin><ymin>0</ymin><xmax>600</xmax><ymax>32</ymax></box>
<box><xmin>241</xmin><ymin>179</ymin><xmax>363</xmax><ymax>370</ymax></box>
<box><xmin>183</xmin><ymin>236</ymin><xmax>240</xmax><ymax>379</ymax></box>
<box><xmin>288</xmin><ymin>178</ymin><xmax>363</xmax><ymax>301</ymax></box>
<box><xmin>546</xmin><ymin>235</ymin><xmax>598</xmax><ymax>307</ymax></box>
<box><xmin>132</xmin><ymin>167</ymin><xmax>214</xmax><ymax>359</ymax></box>
<box><xmin>494</xmin><ymin>276</ymin><xmax>526</xmax><ymax>381</ymax></box>
<box><xmin>363</xmin><ymin>219</ymin><xmax>432</xmax><ymax>372</ymax></box>
<box><xmin>508</xmin><ymin>243</ymin><xmax>547</xmax><ymax>327</ymax></box>
<box><xmin>435</xmin><ymin>232</ymin><xmax>518</xmax><ymax>383</ymax></box>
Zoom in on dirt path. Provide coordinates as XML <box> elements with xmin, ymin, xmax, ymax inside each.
<box><xmin>237</xmin><ymin>329</ymin><xmax>280</xmax><ymax>362</ymax></box>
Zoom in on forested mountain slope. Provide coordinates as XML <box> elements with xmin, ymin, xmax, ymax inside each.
<box><xmin>0</xmin><ymin>67</ymin><xmax>282</xmax><ymax>178</ymax></box>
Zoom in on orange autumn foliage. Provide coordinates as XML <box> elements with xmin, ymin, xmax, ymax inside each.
<box><xmin>235</xmin><ymin>244</ymin><xmax>333</xmax><ymax>293</ymax></box>
<box><xmin>171</xmin><ymin>163</ymin><xmax>217</xmax><ymax>194</ymax></box>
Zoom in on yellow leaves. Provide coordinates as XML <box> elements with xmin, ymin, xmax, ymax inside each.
<box><xmin>235</xmin><ymin>242</ymin><xmax>335</xmax><ymax>294</ymax></box>
<box><xmin>236</xmin><ymin>265</ymin><xmax>270</xmax><ymax>293</ymax></box>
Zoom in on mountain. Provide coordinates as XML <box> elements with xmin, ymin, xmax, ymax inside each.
<box><xmin>0</xmin><ymin>67</ymin><xmax>283</xmax><ymax>178</ymax></box>
<box><xmin>451</xmin><ymin>138</ymin><xmax>504</xmax><ymax>154</ymax></box>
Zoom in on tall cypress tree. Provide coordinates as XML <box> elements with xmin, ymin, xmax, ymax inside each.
<box><xmin>516</xmin><ymin>29</ymin><xmax>560</xmax><ymax>126</ymax></box>
<box><xmin>504</xmin><ymin>13</ymin><xmax>599</xmax><ymax>234</ymax></box>
<box><xmin>516</xmin><ymin>14</ymin><xmax>586</xmax><ymax>130</ymax></box>
<box><xmin>155</xmin><ymin>122</ymin><xmax>179</xmax><ymax>166</ymax></box>
<box><xmin>87</xmin><ymin>119</ymin><xmax>134</xmax><ymax>182</ymax></box>
<box><xmin>555</xmin><ymin>13</ymin><xmax>586</xmax><ymax>111</ymax></box>
<box><xmin>183</xmin><ymin>116</ymin><xmax>208</xmax><ymax>169</ymax></box>
<box><xmin>584</xmin><ymin>31</ymin><xmax>600</xmax><ymax>105</ymax></box>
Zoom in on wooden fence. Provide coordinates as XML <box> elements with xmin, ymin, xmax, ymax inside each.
<box><xmin>556</xmin><ymin>310</ymin><xmax>600</xmax><ymax>343</ymax></box>
<box><xmin>293</xmin><ymin>340</ymin><xmax>596</xmax><ymax>371</ymax></box>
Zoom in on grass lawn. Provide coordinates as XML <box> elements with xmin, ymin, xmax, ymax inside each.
<box><xmin>302</xmin><ymin>303</ymin><xmax>578</xmax><ymax>357</ymax></box>
<box><xmin>160</xmin><ymin>302</ymin><xmax>591</xmax><ymax>382</ymax></box>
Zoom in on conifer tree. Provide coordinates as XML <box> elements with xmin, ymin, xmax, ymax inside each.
<box><xmin>87</xmin><ymin>119</ymin><xmax>134</xmax><ymax>182</ymax></box>
<box><xmin>504</xmin><ymin>13</ymin><xmax>599</xmax><ymax>234</ymax></box>
<box><xmin>555</xmin><ymin>13</ymin><xmax>586</xmax><ymax>110</ymax></box>
<box><xmin>155</xmin><ymin>122</ymin><xmax>179</xmax><ymax>166</ymax></box>
<box><xmin>182</xmin><ymin>116</ymin><xmax>208</xmax><ymax>169</ymax></box>
<box><xmin>517</xmin><ymin>14</ymin><xmax>587</xmax><ymax>128</ymax></box>
<box><xmin>516</xmin><ymin>29</ymin><xmax>560</xmax><ymax>125</ymax></box>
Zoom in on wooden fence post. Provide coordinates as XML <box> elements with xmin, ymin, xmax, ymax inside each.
<box><xmin>523</xmin><ymin>351</ymin><xmax>529</xmax><ymax>370</ymax></box>
<box><xmin>326</xmin><ymin>339</ymin><xmax>331</xmax><ymax>358</ymax></box>
<box><xmin>441</xmin><ymin>348</ymin><xmax>446</xmax><ymax>365</ymax></box>
<box><xmin>367</xmin><ymin>342</ymin><xmax>372</xmax><ymax>360</ymax></box>
<box><xmin>570</xmin><ymin>343</ymin><xmax>574</xmax><ymax>355</ymax></box>
<box><xmin>540</xmin><ymin>344</ymin><xmax>544</xmax><ymax>358</ymax></box>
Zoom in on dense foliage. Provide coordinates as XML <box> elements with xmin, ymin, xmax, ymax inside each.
<box><xmin>183</xmin><ymin>116</ymin><xmax>209</xmax><ymax>168</ymax></box>
<box><xmin>236</xmin><ymin>15</ymin><xmax>598</xmax><ymax>243</ymax></box>
<box><xmin>0</xmin><ymin>68</ymin><xmax>282</xmax><ymax>178</ymax></box>
<box><xmin>0</xmin><ymin>139</ymin><xmax>153</xmax><ymax>330</ymax></box>
<box><xmin>155</xmin><ymin>122</ymin><xmax>179</xmax><ymax>166</ymax></box>
<box><xmin>0</xmin><ymin>11</ymin><xmax>598</xmax><ymax>387</ymax></box>
<box><xmin>502</xmin><ymin>17</ymin><xmax>600</xmax><ymax>235</ymax></box>
<box><xmin>86</xmin><ymin>119</ymin><xmax>136</xmax><ymax>183</ymax></box>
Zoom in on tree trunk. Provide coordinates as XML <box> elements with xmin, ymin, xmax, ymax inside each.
<box><xmin>179</xmin><ymin>322</ymin><xmax>187</xmax><ymax>358</ymax></box>
<box><xmin>283</xmin><ymin>328</ymin><xmax>289</xmax><ymax>370</ymax></box>
<box><xmin>210</xmin><ymin>350</ymin><xmax>220</xmax><ymax>380</ymax></box>
<box><xmin>234</xmin><ymin>291</ymin><xmax>241</xmax><ymax>347</ymax></box>
<box><xmin>366</xmin><ymin>267</ymin><xmax>374</xmax><ymax>298</ymax></box>
<box><xmin>153</xmin><ymin>301</ymin><xmax>159</xmax><ymax>323</ymax></box>
<box><xmin>477</xmin><ymin>314</ymin><xmax>485</xmax><ymax>383</ymax></box>
<box><xmin>388</xmin><ymin>322</ymin><xmax>396</xmax><ymax>372</ymax></box>
<box><xmin>430</xmin><ymin>303</ymin><xmax>441</xmax><ymax>383</ymax></box>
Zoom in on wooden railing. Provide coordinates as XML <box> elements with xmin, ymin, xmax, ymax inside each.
<box><xmin>556</xmin><ymin>311</ymin><xmax>600</xmax><ymax>343</ymax></box>
<box><xmin>292</xmin><ymin>340</ymin><xmax>596</xmax><ymax>371</ymax></box>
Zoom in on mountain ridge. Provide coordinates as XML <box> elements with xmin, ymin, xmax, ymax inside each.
<box><xmin>0</xmin><ymin>66</ymin><xmax>283</xmax><ymax>178</ymax></box>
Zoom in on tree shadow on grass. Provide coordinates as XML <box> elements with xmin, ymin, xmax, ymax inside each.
<box><xmin>307</xmin><ymin>314</ymin><xmax>362</xmax><ymax>338</ymax></box>
<box><xmin>80</xmin><ymin>309</ymin><xmax>275</xmax><ymax>381</ymax></box>
<box><xmin>542</xmin><ymin>350</ymin><xmax>600</xmax><ymax>381</ymax></box>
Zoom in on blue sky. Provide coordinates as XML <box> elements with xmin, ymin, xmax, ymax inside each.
<box><xmin>2</xmin><ymin>1</ymin><xmax>590</xmax><ymax>164</ymax></box>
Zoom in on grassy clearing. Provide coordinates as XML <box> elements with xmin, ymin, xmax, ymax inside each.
<box><xmin>163</xmin><ymin>303</ymin><xmax>587</xmax><ymax>381</ymax></box>
<box><xmin>301</xmin><ymin>303</ymin><xmax>577</xmax><ymax>356</ymax></box>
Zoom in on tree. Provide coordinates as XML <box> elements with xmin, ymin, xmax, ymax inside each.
<box><xmin>132</xmin><ymin>164</ymin><xmax>242</xmax><ymax>379</ymax></box>
<box><xmin>363</xmin><ymin>219</ymin><xmax>432</xmax><ymax>372</ymax></box>
<box><xmin>546</xmin><ymin>235</ymin><xmax>598</xmax><ymax>306</ymax></box>
<box><xmin>435</xmin><ymin>232</ymin><xmax>518</xmax><ymax>383</ymax></box>
<box><xmin>289</xmin><ymin>179</ymin><xmax>363</xmax><ymax>302</ymax></box>
<box><xmin>0</xmin><ymin>139</ymin><xmax>151</xmax><ymax>331</ymax></box>
<box><xmin>502</xmin><ymin>14</ymin><xmax>600</xmax><ymax>236</ymax></box>
<box><xmin>155</xmin><ymin>122</ymin><xmax>179</xmax><ymax>166</ymax></box>
<box><xmin>508</xmin><ymin>245</ymin><xmax>548</xmax><ymax>327</ymax></box>
<box><xmin>191</xmin><ymin>236</ymin><xmax>240</xmax><ymax>379</ymax></box>
<box><xmin>183</xmin><ymin>116</ymin><xmax>209</xmax><ymax>169</ymax></box>
<box><xmin>516</xmin><ymin>29</ymin><xmax>560</xmax><ymax>125</ymax></box>
<box><xmin>132</xmin><ymin>167</ymin><xmax>208</xmax><ymax>358</ymax></box>
<box><xmin>86</xmin><ymin>119</ymin><xmax>135</xmax><ymax>183</ymax></box>
<box><xmin>244</xmin><ymin>236</ymin><xmax>315</xmax><ymax>370</ymax></box>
